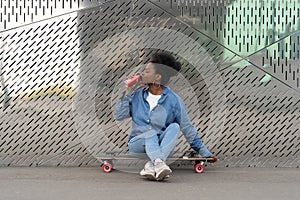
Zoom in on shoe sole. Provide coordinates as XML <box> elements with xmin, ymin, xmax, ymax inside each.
<box><xmin>164</xmin><ymin>175</ymin><xmax>170</xmax><ymax>179</ymax></box>
<box><xmin>156</xmin><ymin>168</ymin><xmax>172</xmax><ymax>181</ymax></box>
<box><xmin>140</xmin><ymin>170</ymin><xmax>157</xmax><ymax>181</ymax></box>
<box><xmin>143</xmin><ymin>174</ymin><xmax>157</xmax><ymax>181</ymax></box>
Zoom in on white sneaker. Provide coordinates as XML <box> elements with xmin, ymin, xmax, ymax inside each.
<box><xmin>140</xmin><ymin>161</ymin><xmax>156</xmax><ymax>180</ymax></box>
<box><xmin>154</xmin><ymin>159</ymin><xmax>172</xmax><ymax>180</ymax></box>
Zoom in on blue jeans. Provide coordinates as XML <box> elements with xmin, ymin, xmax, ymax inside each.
<box><xmin>128</xmin><ymin>123</ymin><xmax>180</xmax><ymax>162</ymax></box>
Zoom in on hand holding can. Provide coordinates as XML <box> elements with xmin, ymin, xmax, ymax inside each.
<box><xmin>122</xmin><ymin>74</ymin><xmax>141</xmax><ymax>96</ymax></box>
<box><xmin>124</xmin><ymin>74</ymin><xmax>141</xmax><ymax>87</ymax></box>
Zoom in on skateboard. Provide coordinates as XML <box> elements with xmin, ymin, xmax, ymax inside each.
<box><xmin>99</xmin><ymin>151</ymin><xmax>213</xmax><ymax>174</ymax></box>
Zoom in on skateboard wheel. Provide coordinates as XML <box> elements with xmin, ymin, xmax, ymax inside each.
<box><xmin>194</xmin><ymin>163</ymin><xmax>204</xmax><ymax>174</ymax></box>
<box><xmin>102</xmin><ymin>163</ymin><xmax>113</xmax><ymax>173</ymax></box>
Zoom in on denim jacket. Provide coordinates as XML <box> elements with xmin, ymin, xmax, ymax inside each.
<box><xmin>115</xmin><ymin>86</ymin><xmax>212</xmax><ymax>157</ymax></box>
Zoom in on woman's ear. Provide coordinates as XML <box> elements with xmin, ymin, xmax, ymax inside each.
<box><xmin>155</xmin><ymin>74</ymin><xmax>162</xmax><ymax>81</ymax></box>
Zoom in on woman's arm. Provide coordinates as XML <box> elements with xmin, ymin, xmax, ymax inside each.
<box><xmin>115</xmin><ymin>93</ymin><xmax>133</xmax><ymax>121</ymax></box>
<box><xmin>175</xmin><ymin>97</ymin><xmax>213</xmax><ymax>158</ymax></box>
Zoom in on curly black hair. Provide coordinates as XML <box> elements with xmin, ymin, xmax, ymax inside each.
<box><xmin>149</xmin><ymin>52</ymin><xmax>182</xmax><ymax>85</ymax></box>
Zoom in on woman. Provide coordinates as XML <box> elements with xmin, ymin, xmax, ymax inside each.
<box><xmin>115</xmin><ymin>52</ymin><xmax>217</xmax><ymax>181</ymax></box>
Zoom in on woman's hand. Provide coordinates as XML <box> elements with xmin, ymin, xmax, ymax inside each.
<box><xmin>208</xmin><ymin>155</ymin><xmax>218</xmax><ymax>163</ymax></box>
<box><xmin>125</xmin><ymin>86</ymin><xmax>134</xmax><ymax>95</ymax></box>
<box><xmin>124</xmin><ymin>74</ymin><xmax>141</xmax><ymax>95</ymax></box>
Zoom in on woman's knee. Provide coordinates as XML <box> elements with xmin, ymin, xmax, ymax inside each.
<box><xmin>128</xmin><ymin>137</ymin><xmax>146</xmax><ymax>153</ymax></box>
<box><xmin>128</xmin><ymin>141</ymin><xmax>148</xmax><ymax>159</ymax></box>
<box><xmin>168</xmin><ymin>123</ymin><xmax>180</xmax><ymax>133</ymax></box>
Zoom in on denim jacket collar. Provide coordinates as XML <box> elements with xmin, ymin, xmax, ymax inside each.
<box><xmin>142</xmin><ymin>86</ymin><xmax>170</xmax><ymax>103</ymax></box>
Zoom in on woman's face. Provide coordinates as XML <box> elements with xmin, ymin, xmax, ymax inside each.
<box><xmin>141</xmin><ymin>63</ymin><xmax>161</xmax><ymax>85</ymax></box>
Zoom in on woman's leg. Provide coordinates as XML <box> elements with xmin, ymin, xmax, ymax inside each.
<box><xmin>158</xmin><ymin>123</ymin><xmax>180</xmax><ymax>161</ymax></box>
<box><xmin>128</xmin><ymin>126</ymin><xmax>179</xmax><ymax>180</ymax></box>
<box><xmin>128</xmin><ymin>134</ymin><xmax>157</xmax><ymax>180</ymax></box>
<box><xmin>128</xmin><ymin>137</ymin><xmax>148</xmax><ymax>159</ymax></box>
<box><xmin>128</xmin><ymin>130</ymin><xmax>164</xmax><ymax>161</ymax></box>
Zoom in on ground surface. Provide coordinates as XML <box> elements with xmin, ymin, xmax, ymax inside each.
<box><xmin>0</xmin><ymin>167</ymin><xmax>299</xmax><ymax>200</ymax></box>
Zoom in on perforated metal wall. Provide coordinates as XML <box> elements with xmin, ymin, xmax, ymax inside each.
<box><xmin>0</xmin><ymin>0</ymin><xmax>299</xmax><ymax>167</ymax></box>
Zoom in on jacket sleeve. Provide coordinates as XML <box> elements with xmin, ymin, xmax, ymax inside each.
<box><xmin>176</xmin><ymin>97</ymin><xmax>212</xmax><ymax>157</ymax></box>
<box><xmin>115</xmin><ymin>94</ymin><xmax>133</xmax><ymax>121</ymax></box>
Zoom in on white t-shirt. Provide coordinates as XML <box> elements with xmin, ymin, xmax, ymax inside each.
<box><xmin>146</xmin><ymin>92</ymin><xmax>161</xmax><ymax>112</ymax></box>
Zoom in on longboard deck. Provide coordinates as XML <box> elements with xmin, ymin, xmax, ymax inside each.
<box><xmin>98</xmin><ymin>156</ymin><xmax>213</xmax><ymax>161</ymax></box>
<box><xmin>98</xmin><ymin>154</ymin><xmax>213</xmax><ymax>174</ymax></box>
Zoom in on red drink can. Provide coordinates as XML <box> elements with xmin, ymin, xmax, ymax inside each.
<box><xmin>124</xmin><ymin>74</ymin><xmax>141</xmax><ymax>87</ymax></box>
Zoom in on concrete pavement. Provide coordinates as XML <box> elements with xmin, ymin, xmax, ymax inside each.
<box><xmin>0</xmin><ymin>167</ymin><xmax>299</xmax><ymax>200</ymax></box>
